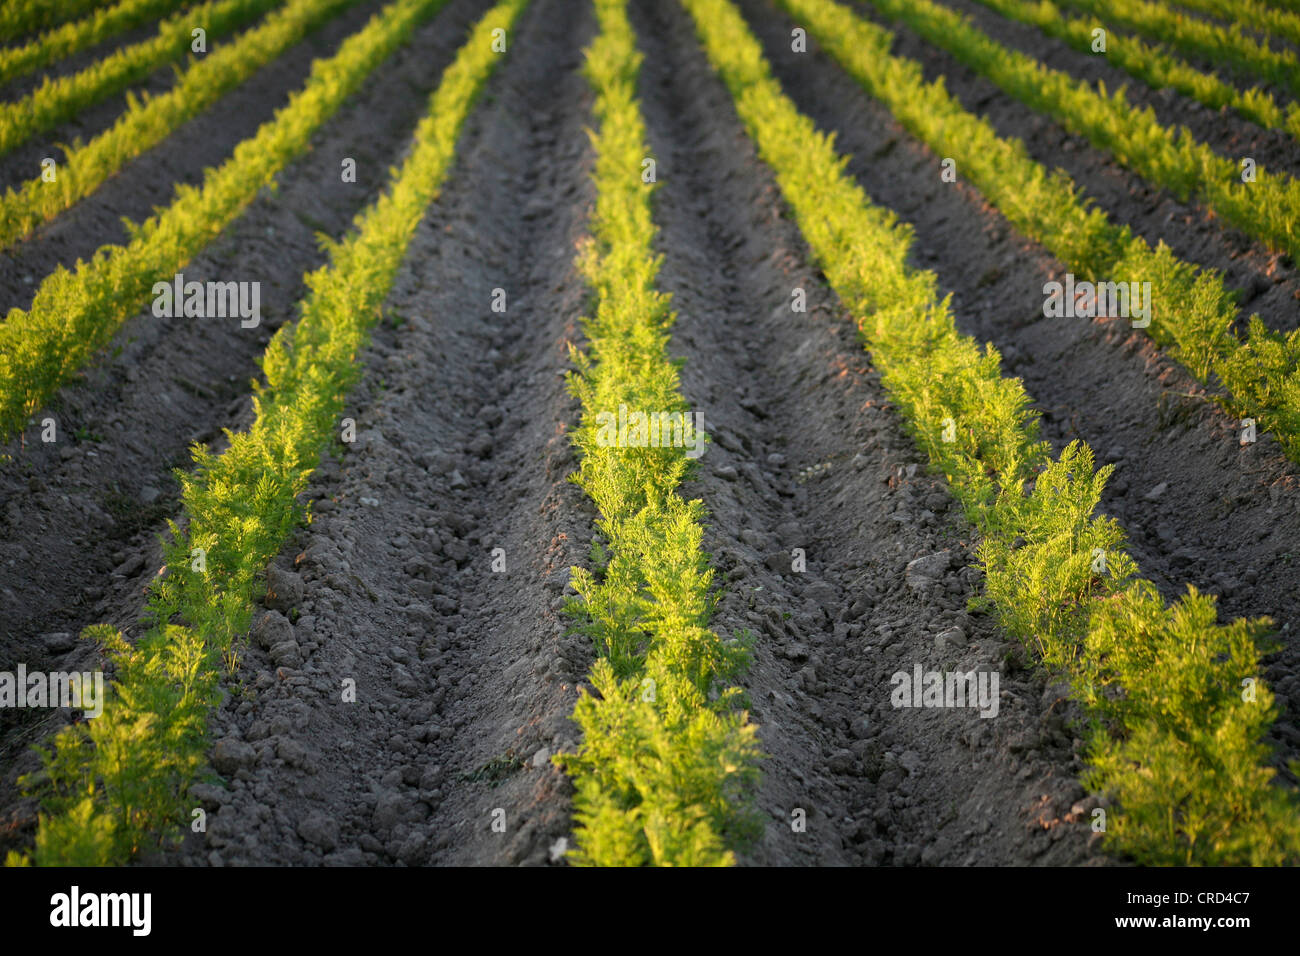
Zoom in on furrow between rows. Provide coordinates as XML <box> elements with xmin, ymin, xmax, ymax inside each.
<box><xmin>631</xmin><ymin>0</ymin><xmax>1101</xmax><ymax>865</ymax></box>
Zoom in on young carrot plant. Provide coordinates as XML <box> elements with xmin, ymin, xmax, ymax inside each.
<box><xmin>970</xmin><ymin>0</ymin><xmax>1300</xmax><ymax>142</ymax></box>
<box><xmin>858</xmin><ymin>0</ymin><xmax>1300</xmax><ymax>259</ymax></box>
<box><xmin>0</xmin><ymin>0</ymin><xmax>282</xmax><ymax>157</ymax></box>
<box><xmin>0</xmin><ymin>0</ymin><xmax>189</xmax><ymax>88</ymax></box>
<box><xmin>0</xmin><ymin>0</ymin><xmax>363</xmax><ymax>247</ymax></box>
<box><xmin>554</xmin><ymin>0</ymin><xmax>762</xmax><ymax>866</ymax></box>
<box><xmin>1061</xmin><ymin>0</ymin><xmax>1300</xmax><ymax>95</ymax></box>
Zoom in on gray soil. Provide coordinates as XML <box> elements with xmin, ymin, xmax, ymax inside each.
<box><xmin>633</xmin><ymin>0</ymin><xmax>1100</xmax><ymax>867</ymax></box>
<box><xmin>155</xmin><ymin>0</ymin><xmax>595</xmax><ymax>866</ymax></box>
<box><xmin>176</xmin><ymin>0</ymin><xmax>1105</xmax><ymax>866</ymax></box>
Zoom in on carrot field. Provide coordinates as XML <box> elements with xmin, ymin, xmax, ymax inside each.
<box><xmin>0</xmin><ymin>0</ymin><xmax>1297</xmax><ymax>876</ymax></box>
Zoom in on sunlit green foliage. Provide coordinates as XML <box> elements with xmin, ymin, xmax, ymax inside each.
<box><xmin>554</xmin><ymin>0</ymin><xmax>762</xmax><ymax>867</ymax></box>
<box><xmin>1176</xmin><ymin>0</ymin><xmax>1300</xmax><ymax>48</ymax></box>
<box><xmin>0</xmin><ymin>0</ymin><xmax>189</xmax><ymax>88</ymax></box>
<box><xmin>972</xmin><ymin>0</ymin><xmax>1300</xmax><ymax>141</ymax></box>
<box><xmin>1062</xmin><ymin>0</ymin><xmax>1300</xmax><ymax>96</ymax></box>
<box><xmin>1077</xmin><ymin>581</ymin><xmax>1291</xmax><ymax>865</ymax></box>
<box><xmin>0</xmin><ymin>0</ymin><xmax>106</xmax><ymax>42</ymax></box>
<box><xmin>861</xmin><ymin>0</ymin><xmax>1300</xmax><ymax>260</ymax></box>
<box><xmin>0</xmin><ymin>0</ymin><xmax>362</xmax><ymax>248</ymax></box>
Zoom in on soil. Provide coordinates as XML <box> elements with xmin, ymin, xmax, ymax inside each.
<box><xmin>630</xmin><ymin>0</ymin><xmax>1102</xmax><ymax>865</ymax></box>
<box><xmin>158</xmin><ymin>0</ymin><xmax>596</xmax><ymax>866</ymax></box>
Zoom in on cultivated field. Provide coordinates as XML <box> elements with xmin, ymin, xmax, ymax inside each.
<box><xmin>1</xmin><ymin>0</ymin><xmax>1298</xmax><ymax>867</ymax></box>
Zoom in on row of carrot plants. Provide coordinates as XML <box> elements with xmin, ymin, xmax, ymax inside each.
<box><xmin>0</xmin><ymin>0</ymin><xmax>284</xmax><ymax>157</ymax></box>
<box><xmin>971</xmin><ymin>0</ymin><xmax>1300</xmax><ymax>142</ymax></box>
<box><xmin>1257</xmin><ymin>0</ymin><xmax>1300</xmax><ymax>16</ymax></box>
<box><xmin>1173</xmin><ymin>0</ymin><xmax>1300</xmax><ymax>48</ymax></box>
<box><xmin>783</xmin><ymin>0</ymin><xmax>1300</xmax><ymax>464</ymax></box>
<box><xmin>553</xmin><ymin>0</ymin><xmax>762</xmax><ymax>866</ymax></box>
<box><xmin>8</xmin><ymin>0</ymin><xmax>529</xmax><ymax>867</ymax></box>
<box><xmin>1061</xmin><ymin>0</ymin><xmax>1300</xmax><ymax>96</ymax></box>
<box><xmin>0</xmin><ymin>0</ymin><xmax>362</xmax><ymax>249</ymax></box>
<box><xmin>0</xmin><ymin>0</ymin><xmax>106</xmax><ymax>42</ymax></box>
<box><xmin>0</xmin><ymin>0</ymin><xmax>188</xmax><ymax>88</ymax></box>
<box><xmin>0</xmin><ymin>0</ymin><xmax>452</xmax><ymax>444</ymax></box>
<box><xmin>686</xmin><ymin>0</ymin><xmax>1300</xmax><ymax>864</ymax></box>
